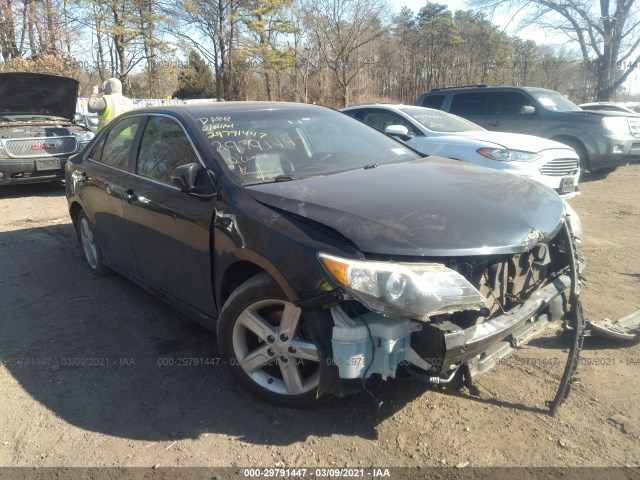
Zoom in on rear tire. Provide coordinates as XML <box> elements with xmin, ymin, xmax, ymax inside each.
<box><xmin>217</xmin><ymin>273</ymin><xmax>327</xmax><ymax>408</ymax></box>
<box><xmin>76</xmin><ymin>210</ymin><xmax>111</xmax><ymax>276</ymax></box>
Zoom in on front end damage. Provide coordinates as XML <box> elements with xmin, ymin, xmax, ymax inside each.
<box><xmin>301</xmin><ymin>218</ymin><xmax>586</xmax><ymax>414</ymax></box>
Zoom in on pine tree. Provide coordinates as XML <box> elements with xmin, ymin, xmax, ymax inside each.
<box><xmin>173</xmin><ymin>50</ymin><xmax>217</xmax><ymax>99</ymax></box>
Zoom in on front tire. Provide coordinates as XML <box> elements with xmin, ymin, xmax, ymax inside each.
<box><xmin>555</xmin><ymin>137</ymin><xmax>590</xmax><ymax>172</ymax></box>
<box><xmin>217</xmin><ymin>273</ymin><xmax>325</xmax><ymax>408</ymax></box>
<box><xmin>76</xmin><ymin>210</ymin><xmax>111</xmax><ymax>276</ymax></box>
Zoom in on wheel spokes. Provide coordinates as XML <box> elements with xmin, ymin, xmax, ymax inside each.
<box><xmin>233</xmin><ymin>298</ymin><xmax>320</xmax><ymax>397</ymax></box>
<box><xmin>84</xmin><ymin>221</ymin><xmax>94</xmax><ymax>244</ymax></box>
<box><xmin>279</xmin><ymin>359</ymin><xmax>305</xmax><ymax>395</ymax></box>
<box><xmin>278</xmin><ymin>303</ymin><xmax>302</xmax><ymax>339</ymax></box>
<box><xmin>239</xmin><ymin>344</ymin><xmax>274</xmax><ymax>374</ymax></box>
<box><xmin>237</xmin><ymin>309</ymin><xmax>277</xmax><ymax>342</ymax></box>
<box><xmin>288</xmin><ymin>340</ymin><xmax>319</xmax><ymax>362</ymax></box>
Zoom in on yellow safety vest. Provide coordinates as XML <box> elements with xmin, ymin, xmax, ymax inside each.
<box><xmin>96</xmin><ymin>99</ymin><xmax>112</xmax><ymax>132</ymax></box>
<box><xmin>97</xmin><ymin>94</ymin><xmax>135</xmax><ymax>132</ymax></box>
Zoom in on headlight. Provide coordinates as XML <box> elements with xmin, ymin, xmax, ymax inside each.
<box><xmin>318</xmin><ymin>253</ymin><xmax>485</xmax><ymax>319</ymax></box>
<box><xmin>75</xmin><ymin>132</ymin><xmax>95</xmax><ymax>151</ymax></box>
<box><xmin>601</xmin><ymin>117</ymin><xmax>629</xmax><ymax>132</ymax></box>
<box><xmin>75</xmin><ymin>132</ymin><xmax>95</xmax><ymax>143</ymax></box>
<box><xmin>477</xmin><ymin>148</ymin><xmax>539</xmax><ymax>162</ymax></box>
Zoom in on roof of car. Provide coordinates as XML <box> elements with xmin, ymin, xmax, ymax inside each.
<box><xmin>427</xmin><ymin>85</ymin><xmax>557</xmax><ymax>94</ymax></box>
<box><xmin>131</xmin><ymin>101</ymin><xmax>325</xmax><ymax>116</ymax></box>
<box><xmin>342</xmin><ymin>104</ymin><xmax>425</xmax><ymax>109</ymax></box>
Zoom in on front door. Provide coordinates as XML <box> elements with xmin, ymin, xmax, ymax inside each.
<box><xmin>122</xmin><ymin>115</ymin><xmax>216</xmax><ymax>315</ymax></box>
<box><xmin>484</xmin><ymin>91</ymin><xmax>541</xmax><ymax>134</ymax></box>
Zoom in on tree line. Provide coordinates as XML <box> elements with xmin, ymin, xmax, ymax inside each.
<box><xmin>1</xmin><ymin>0</ymin><xmax>638</xmax><ymax>107</ymax></box>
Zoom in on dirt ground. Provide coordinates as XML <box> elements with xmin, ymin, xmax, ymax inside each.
<box><xmin>0</xmin><ymin>165</ymin><xmax>639</xmax><ymax>470</ymax></box>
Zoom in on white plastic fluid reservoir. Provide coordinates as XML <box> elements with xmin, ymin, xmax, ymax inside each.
<box><xmin>331</xmin><ymin>324</ymin><xmax>372</xmax><ymax>379</ymax></box>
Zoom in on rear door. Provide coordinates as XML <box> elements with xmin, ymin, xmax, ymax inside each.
<box><xmin>121</xmin><ymin>114</ymin><xmax>216</xmax><ymax>314</ymax></box>
<box><xmin>77</xmin><ymin>116</ymin><xmax>143</xmax><ymax>272</ymax></box>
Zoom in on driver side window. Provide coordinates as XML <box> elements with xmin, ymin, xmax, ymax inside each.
<box><xmin>136</xmin><ymin>116</ymin><xmax>200</xmax><ymax>185</ymax></box>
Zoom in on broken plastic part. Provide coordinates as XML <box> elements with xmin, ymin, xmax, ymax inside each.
<box><xmin>586</xmin><ymin>309</ymin><xmax>640</xmax><ymax>341</ymax></box>
<box><xmin>547</xmin><ymin>220</ymin><xmax>586</xmax><ymax>416</ymax></box>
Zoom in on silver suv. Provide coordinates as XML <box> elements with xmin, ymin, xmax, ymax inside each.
<box><xmin>0</xmin><ymin>72</ymin><xmax>94</xmax><ymax>186</ymax></box>
<box><xmin>417</xmin><ymin>85</ymin><xmax>640</xmax><ymax>172</ymax></box>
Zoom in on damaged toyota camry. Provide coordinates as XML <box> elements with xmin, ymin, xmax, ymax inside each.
<box><xmin>65</xmin><ymin>102</ymin><xmax>586</xmax><ymax>411</ymax></box>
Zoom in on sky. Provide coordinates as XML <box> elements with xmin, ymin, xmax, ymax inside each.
<box><xmin>390</xmin><ymin>0</ymin><xmax>465</xmax><ymax>16</ymax></box>
<box><xmin>388</xmin><ymin>0</ymin><xmax>555</xmax><ymax>42</ymax></box>
<box><xmin>388</xmin><ymin>0</ymin><xmax>640</xmax><ymax>94</ymax></box>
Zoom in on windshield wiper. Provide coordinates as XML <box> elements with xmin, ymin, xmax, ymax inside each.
<box><xmin>275</xmin><ymin>174</ymin><xmax>297</xmax><ymax>182</ymax></box>
<box><xmin>243</xmin><ymin>174</ymin><xmax>301</xmax><ymax>186</ymax></box>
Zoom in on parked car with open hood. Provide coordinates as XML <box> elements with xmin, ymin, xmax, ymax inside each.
<box><xmin>0</xmin><ymin>72</ymin><xmax>94</xmax><ymax>186</ymax></box>
<box><xmin>416</xmin><ymin>85</ymin><xmax>640</xmax><ymax>172</ymax></box>
<box><xmin>341</xmin><ymin>104</ymin><xmax>580</xmax><ymax>197</ymax></box>
<box><xmin>65</xmin><ymin>102</ymin><xmax>585</xmax><ymax>411</ymax></box>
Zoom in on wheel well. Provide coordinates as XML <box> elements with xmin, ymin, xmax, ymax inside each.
<box><xmin>69</xmin><ymin>202</ymin><xmax>83</xmax><ymax>241</ymax></box>
<box><xmin>551</xmin><ymin>135</ymin><xmax>589</xmax><ymax>170</ymax></box>
<box><xmin>220</xmin><ymin>262</ymin><xmax>266</xmax><ymax>306</ymax></box>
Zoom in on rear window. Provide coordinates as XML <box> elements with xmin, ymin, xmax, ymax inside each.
<box><xmin>420</xmin><ymin>95</ymin><xmax>445</xmax><ymax>110</ymax></box>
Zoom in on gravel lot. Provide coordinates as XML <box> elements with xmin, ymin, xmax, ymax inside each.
<box><xmin>0</xmin><ymin>165</ymin><xmax>639</xmax><ymax>470</ymax></box>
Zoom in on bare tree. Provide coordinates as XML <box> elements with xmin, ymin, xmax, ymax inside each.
<box><xmin>240</xmin><ymin>0</ymin><xmax>298</xmax><ymax>100</ymax></box>
<box><xmin>302</xmin><ymin>0</ymin><xmax>389</xmax><ymax>107</ymax></box>
<box><xmin>171</xmin><ymin>0</ymin><xmax>240</xmax><ymax>100</ymax></box>
<box><xmin>471</xmin><ymin>0</ymin><xmax>640</xmax><ymax>100</ymax></box>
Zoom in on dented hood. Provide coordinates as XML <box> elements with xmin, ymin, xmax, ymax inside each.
<box><xmin>0</xmin><ymin>72</ymin><xmax>79</xmax><ymax>120</ymax></box>
<box><xmin>247</xmin><ymin>157</ymin><xmax>565</xmax><ymax>256</ymax></box>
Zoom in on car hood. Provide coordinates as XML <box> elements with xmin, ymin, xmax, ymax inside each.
<box><xmin>0</xmin><ymin>72</ymin><xmax>79</xmax><ymax>120</ymax></box>
<box><xmin>447</xmin><ymin>131</ymin><xmax>574</xmax><ymax>153</ymax></box>
<box><xmin>247</xmin><ymin>157</ymin><xmax>565</xmax><ymax>257</ymax></box>
<box><xmin>569</xmin><ymin>109</ymin><xmax>637</xmax><ymax>118</ymax></box>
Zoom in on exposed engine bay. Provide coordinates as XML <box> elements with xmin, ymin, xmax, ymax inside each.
<box><xmin>302</xmin><ymin>217</ymin><xmax>586</xmax><ymax>415</ymax></box>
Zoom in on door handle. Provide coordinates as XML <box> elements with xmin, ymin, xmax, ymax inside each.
<box><xmin>125</xmin><ymin>189</ymin><xmax>138</xmax><ymax>203</ymax></box>
<box><xmin>487</xmin><ymin>122</ymin><xmax>500</xmax><ymax>127</ymax></box>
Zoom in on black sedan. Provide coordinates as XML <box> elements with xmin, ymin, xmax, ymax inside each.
<box><xmin>65</xmin><ymin>102</ymin><xmax>585</xmax><ymax>410</ymax></box>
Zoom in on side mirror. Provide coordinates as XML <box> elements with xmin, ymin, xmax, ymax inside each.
<box><xmin>519</xmin><ymin>105</ymin><xmax>537</xmax><ymax>115</ymax></box>
<box><xmin>384</xmin><ymin>124</ymin><xmax>412</xmax><ymax>141</ymax></box>
<box><xmin>170</xmin><ymin>163</ymin><xmax>217</xmax><ymax>199</ymax></box>
<box><xmin>171</xmin><ymin>163</ymin><xmax>201</xmax><ymax>190</ymax></box>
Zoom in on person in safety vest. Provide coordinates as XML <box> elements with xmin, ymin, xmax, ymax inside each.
<box><xmin>88</xmin><ymin>78</ymin><xmax>135</xmax><ymax>132</ymax></box>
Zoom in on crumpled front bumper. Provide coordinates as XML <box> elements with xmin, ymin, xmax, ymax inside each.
<box><xmin>414</xmin><ymin>274</ymin><xmax>572</xmax><ymax>374</ymax></box>
<box><xmin>302</xmin><ymin>221</ymin><xmax>586</xmax><ymax>414</ymax></box>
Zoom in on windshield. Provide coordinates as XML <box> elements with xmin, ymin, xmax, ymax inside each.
<box><xmin>399</xmin><ymin>107</ymin><xmax>484</xmax><ymax>132</ymax></box>
<box><xmin>530</xmin><ymin>91</ymin><xmax>580</xmax><ymax>112</ymax></box>
<box><xmin>195</xmin><ymin>107</ymin><xmax>421</xmax><ymax>185</ymax></box>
